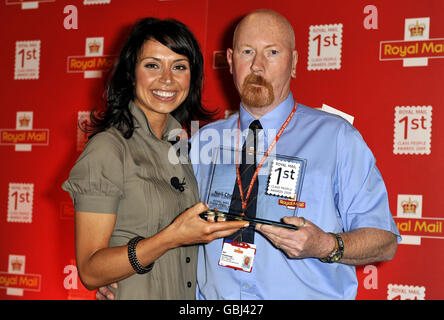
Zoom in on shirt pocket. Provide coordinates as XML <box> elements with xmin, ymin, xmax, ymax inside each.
<box><xmin>298</xmin><ymin>171</ymin><xmax>344</xmax><ymax>233</ymax></box>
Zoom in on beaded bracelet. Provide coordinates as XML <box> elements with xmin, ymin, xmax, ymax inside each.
<box><xmin>127</xmin><ymin>236</ymin><xmax>154</xmax><ymax>274</ymax></box>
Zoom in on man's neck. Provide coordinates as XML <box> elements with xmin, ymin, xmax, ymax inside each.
<box><xmin>242</xmin><ymin>96</ymin><xmax>289</xmax><ymax>119</ymax></box>
<box><xmin>243</xmin><ymin>105</ymin><xmax>272</xmax><ymax>118</ymax></box>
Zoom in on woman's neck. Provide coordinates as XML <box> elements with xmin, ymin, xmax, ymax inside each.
<box><xmin>146</xmin><ymin>112</ymin><xmax>168</xmax><ymax>140</ymax></box>
<box><xmin>133</xmin><ymin>101</ymin><xmax>169</xmax><ymax>140</ymax></box>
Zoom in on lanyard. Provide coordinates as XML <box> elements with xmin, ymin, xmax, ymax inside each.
<box><xmin>235</xmin><ymin>103</ymin><xmax>297</xmax><ymax>212</ymax></box>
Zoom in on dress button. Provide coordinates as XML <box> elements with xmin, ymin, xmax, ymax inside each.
<box><xmin>186</xmin><ymin>257</ymin><xmax>191</xmax><ymax>263</ymax></box>
<box><xmin>187</xmin><ymin>281</ymin><xmax>192</xmax><ymax>288</ymax></box>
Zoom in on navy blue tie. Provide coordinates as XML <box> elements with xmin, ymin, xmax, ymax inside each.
<box><xmin>226</xmin><ymin>120</ymin><xmax>262</xmax><ymax>244</ymax></box>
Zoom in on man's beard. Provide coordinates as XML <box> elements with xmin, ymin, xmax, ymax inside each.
<box><xmin>240</xmin><ymin>74</ymin><xmax>274</xmax><ymax>108</ymax></box>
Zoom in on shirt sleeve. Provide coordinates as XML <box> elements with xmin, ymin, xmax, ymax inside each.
<box><xmin>336</xmin><ymin>123</ymin><xmax>401</xmax><ymax>241</ymax></box>
<box><xmin>62</xmin><ymin>132</ymin><xmax>124</xmax><ymax>214</ymax></box>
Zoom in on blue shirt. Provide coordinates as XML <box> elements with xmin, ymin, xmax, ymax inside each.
<box><xmin>190</xmin><ymin>93</ymin><xmax>400</xmax><ymax>300</ymax></box>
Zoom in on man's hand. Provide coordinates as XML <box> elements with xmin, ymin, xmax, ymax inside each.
<box><xmin>255</xmin><ymin>216</ymin><xmax>334</xmax><ymax>259</ymax></box>
<box><xmin>256</xmin><ymin>217</ymin><xmax>398</xmax><ymax>265</ymax></box>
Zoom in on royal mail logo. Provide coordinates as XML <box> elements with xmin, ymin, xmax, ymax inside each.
<box><xmin>0</xmin><ymin>273</ymin><xmax>41</xmax><ymax>291</ymax></box>
<box><xmin>397</xmin><ymin>194</ymin><xmax>422</xmax><ymax>218</ymax></box>
<box><xmin>0</xmin><ymin>111</ymin><xmax>49</xmax><ymax>151</ymax></box>
<box><xmin>278</xmin><ymin>194</ymin><xmax>306</xmax><ymax>210</ymax></box>
<box><xmin>396</xmin><ymin>217</ymin><xmax>443</xmax><ymax>237</ymax></box>
<box><xmin>395</xmin><ymin>194</ymin><xmax>444</xmax><ymax>245</ymax></box>
<box><xmin>401</xmin><ymin>198</ymin><xmax>418</xmax><ymax>214</ymax></box>
<box><xmin>0</xmin><ymin>255</ymin><xmax>41</xmax><ymax>296</ymax></box>
<box><xmin>67</xmin><ymin>37</ymin><xmax>116</xmax><ymax>78</ymax></box>
<box><xmin>380</xmin><ymin>17</ymin><xmax>444</xmax><ymax>67</ymax></box>
<box><xmin>6</xmin><ymin>0</ymin><xmax>54</xmax><ymax>10</ymax></box>
<box><xmin>387</xmin><ymin>284</ymin><xmax>425</xmax><ymax>300</ymax></box>
<box><xmin>381</xmin><ymin>39</ymin><xmax>444</xmax><ymax>60</ymax></box>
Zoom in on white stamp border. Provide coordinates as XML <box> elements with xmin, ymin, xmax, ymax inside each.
<box><xmin>266</xmin><ymin>159</ymin><xmax>300</xmax><ymax>199</ymax></box>
<box><xmin>7</xmin><ymin>183</ymin><xmax>34</xmax><ymax>223</ymax></box>
<box><xmin>6</xmin><ymin>0</ymin><xmax>55</xmax><ymax>5</ymax></box>
<box><xmin>387</xmin><ymin>284</ymin><xmax>426</xmax><ymax>300</ymax></box>
<box><xmin>14</xmin><ymin>40</ymin><xmax>40</xmax><ymax>80</ymax></box>
<box><xmin>307</xmin><ymin>23</ymin><xmax>343</xmax><ymax>71</ymax></box>
<box><xmin>393</xmin><ymin>105</ymin><xmax>432</xmax><ymax>155</ymax></box>
<box><xmin>83</xmin><ymin>0</ymin><xmax>111</xmax><ymax>5</ymax></box>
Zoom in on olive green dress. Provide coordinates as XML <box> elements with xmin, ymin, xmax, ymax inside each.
<box><xmin>62</xmin><ymin>101</ymin><xmax>199</xmax><ymax>299</ymax></box>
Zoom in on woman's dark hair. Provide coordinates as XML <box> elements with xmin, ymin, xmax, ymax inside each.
<box><xmin>87</xmin><ymin>17</ymin><xmax>214</xmax><ymax>138</ymax></box>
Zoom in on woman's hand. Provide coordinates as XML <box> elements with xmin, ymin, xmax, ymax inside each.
<box><xmin>168</xmin><ymin>202</ymin><xmax>249</xmax><ymax>246</ymax></box>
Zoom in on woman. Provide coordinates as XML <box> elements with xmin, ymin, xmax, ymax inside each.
<box><xmin>62</xmin><ymin>18</ymin><xmax>247</xmax><ymax>300</ymax></box>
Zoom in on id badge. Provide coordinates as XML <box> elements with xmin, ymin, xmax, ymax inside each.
<box><xmin>218</xmin><ymin>240</ymin><xmax>256</xmax><ymax>273</ymax></box>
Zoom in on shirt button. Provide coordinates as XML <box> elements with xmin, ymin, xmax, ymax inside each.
<box><xmin>186</xmin><ymin>257</ymin><xmax>190</xmax><ymax>263</ymax></box>
<box><xmin>187</xmin><ymin>281</ymin><xmax>192</xmax><ymax>288</ymax></box>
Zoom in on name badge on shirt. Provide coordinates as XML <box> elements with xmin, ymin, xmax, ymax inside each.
<box><xmin>219</xmin><ymin>240</ymin><xmax>256</xmax><ymax>273</ymax></box>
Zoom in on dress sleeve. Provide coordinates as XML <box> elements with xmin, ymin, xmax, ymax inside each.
<box><xmin>336</xmin><ymin>123</ymin><xmax>401</xmax><ymax>241</ymax></box>
<box><xmin>62</xmin><ymin>132</ymin><xmax>124</xmax><ymax>214</ymax></box>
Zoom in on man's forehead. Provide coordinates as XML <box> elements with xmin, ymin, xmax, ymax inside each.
<box><xmin>235</xmin><ymin>41</ymin><xmax>283</xmax><ymax>49</ymax></box>
<box><xmin>233</xmin><ymin>12</ymin><xmax>295</xmax><ymax>49</ymax></box>
<box><xmin>234</xmin><ymin>30</ymin><xmax>291</xmax><ymax>51</ymax></box>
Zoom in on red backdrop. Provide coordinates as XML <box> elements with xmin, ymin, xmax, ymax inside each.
<box><xmin>0</xmin><ymin>0</ymin><xmax>442</xmax><ymax>300</ymax></box>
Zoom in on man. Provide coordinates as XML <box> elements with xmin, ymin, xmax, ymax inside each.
<box><xmin>190</xmin><ymin>9</ymin><xmax>399</xmax><ymax>299</ymax></box>
<box><xmin>98</xmin><ymin>9</ymin><xmax>399</xmax><ymax>300</ymax></box>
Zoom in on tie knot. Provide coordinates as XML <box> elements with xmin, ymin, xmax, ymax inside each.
<box><xmin>249</xmin><ymin>120</ymin><xmax>262</xmax><ymax>131</ymax></box>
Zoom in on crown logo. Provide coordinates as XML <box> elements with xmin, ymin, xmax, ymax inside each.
<box><xmin>19</xmin><ymin>114</ymin><xmax>30</xmax><ymax>127</ymax></box>
<box><xmin>11</xmin><ymin>257</ymin><xmax>23</xmax><ymax>271</ymax></box>
<box><xmin>409</xmin><ymin>21</ymin><xmax>426</xmax><ymax>37</ymax></box>
<box><xmin>401</xmin><ymin>198</ymin><xmax>418</xmax><ymax>213</ymax></box>
<box><xmin>88</xmin><ymin>40</ymin><xmax>101</xmax><ymax>54</ymax></box>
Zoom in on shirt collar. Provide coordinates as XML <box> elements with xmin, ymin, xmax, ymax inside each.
<box><xmin>129</xmin><ymin>100</ymin><xmax>182</xmax><ymax>141</ymax></box>
<box><xmin>239</xmin><ymin>92</ymin><xmax>295</xmax><ymax>136</ymax></box>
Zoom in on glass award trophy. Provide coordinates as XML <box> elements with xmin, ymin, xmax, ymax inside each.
<box><xmin>200</xmin><ymin>146</ymin><xmax>307</xmax><ymax>230</ymax></box>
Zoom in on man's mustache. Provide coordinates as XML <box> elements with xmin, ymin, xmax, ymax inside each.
<box><xmin>244</xmin><ymin>74</ymin><xmax>269</xmax><ymax>86</ymax></box>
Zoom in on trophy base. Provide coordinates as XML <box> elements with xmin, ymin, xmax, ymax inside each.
<box><xmin>200</xmin><ymin>210</ymin><xmax>299</xmax><ymax>230</ymax></box>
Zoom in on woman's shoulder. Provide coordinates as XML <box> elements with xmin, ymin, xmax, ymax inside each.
<box><xmin>85</xmin><ymin>128</ymin><xmax>126</xmax><ymax>152</ymax></box>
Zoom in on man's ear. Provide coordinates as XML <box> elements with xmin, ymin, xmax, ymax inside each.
<box><xmin>227</xmin><ymin>48</ymin><xmax>234</xmax><ymax>74</ymax></box>
<box><xmin>291</xmin><ymin>50</ymin><xmax>298</xmax><ymax>78</ymax></box>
